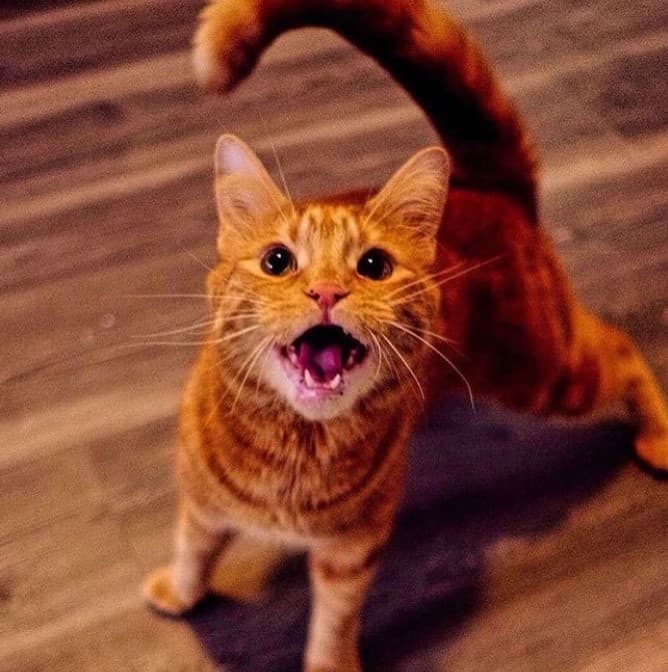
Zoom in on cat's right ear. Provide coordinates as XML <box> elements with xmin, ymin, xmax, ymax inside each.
<box><xmin>214</xmin><ymin>134</ymin><xmax>288</xmax><ymax>246</ymax></box>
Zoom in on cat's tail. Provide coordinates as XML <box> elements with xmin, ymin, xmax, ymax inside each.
<box><xmin>193</xmin><ymin>0</ymin><xmax>539</xmax><ymax>221</ymax></box>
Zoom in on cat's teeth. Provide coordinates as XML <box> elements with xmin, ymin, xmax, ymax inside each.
<box><xmin>288</xmin><ymin>348</ymin><xmax>299</xmax><ymax>367</ymax></box>
<box><xmin>346</xmin><ymin>352</ymin><xmax>356</xmax><ymax>368</ymax></box>
<box><xmin>328</xmin><ymin>373</ymin><xmax>342</xmax><ymax>390</ymax></box>
<box><xmin>304</xmin><ymin>368</ymin><xmax>315</xmax><ymax>388</ymax></box>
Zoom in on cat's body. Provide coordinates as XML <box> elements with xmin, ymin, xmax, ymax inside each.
<box><xmin>144</xmin><ymin>1</ymin><xmax>668</xmax><ymax>670</ymax></box>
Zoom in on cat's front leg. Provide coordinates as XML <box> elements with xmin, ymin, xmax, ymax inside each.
<box><xmin>144</xmin><ymin>503</ymin><xmax>233</xmax><ymax>616</ymax></box>
<box><xmin>305</xmin><ymin>536</ymin><xmax>385</xmax><ymax>672</ymax></box>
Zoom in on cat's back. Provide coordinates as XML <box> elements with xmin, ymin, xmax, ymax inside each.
<box><xmin>434</xmin><ymin>187</ymin><xmax>575</xmax><ymax>409</ymax></box>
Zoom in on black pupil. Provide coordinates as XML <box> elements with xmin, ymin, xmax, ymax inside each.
<box><xmin>358</xmin><ymin>248</ymin><xmax>391</xmax><ymax>280</ymax></box>
<box><xmin>262</xmin><ymin>246</ymin><xmax>293</xmax><ymax>275</ymax></box>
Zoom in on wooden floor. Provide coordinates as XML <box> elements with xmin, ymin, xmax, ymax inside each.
<box><xmin>1</xmin><ymin>1</ymin><xmax>667</xmax><ymax>670</ymax></box>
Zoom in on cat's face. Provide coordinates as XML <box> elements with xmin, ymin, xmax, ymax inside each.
<box><xmin>208</xmin><ymin>135</ymin><xmax>449</xmax><ymax>421</ymax></box>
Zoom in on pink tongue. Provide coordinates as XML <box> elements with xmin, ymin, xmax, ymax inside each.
<box><xmin>298</xmin><ymin>342</ymin><xmax>343</xmax><ymax>382</ymax></box>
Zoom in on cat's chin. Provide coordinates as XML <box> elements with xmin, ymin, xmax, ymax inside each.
<box><xmin>278</xmin><ymin>358</ymin><xmax>372</xmax><ymax>422</ymax></box>
<box><xmin>263</xmin><ymin>324</ymin><xmax>374</xmax><ymax>422</ymax></box>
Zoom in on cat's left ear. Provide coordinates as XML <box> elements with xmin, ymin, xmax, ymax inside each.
<box><xmin>365</xmin><ymin>146</ymin><xmax>450</xmax><ymax>240</ymax></box>
<box><xmin>214</xmin><ymin>134</ymin><xmax>288</xmax><ymax>247</ymax></box>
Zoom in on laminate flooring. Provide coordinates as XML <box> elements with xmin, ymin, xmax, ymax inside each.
<box><xmin>1</xmin><ymin>1</ymin><xmax>667</xmax><ymax>671</ymax></box>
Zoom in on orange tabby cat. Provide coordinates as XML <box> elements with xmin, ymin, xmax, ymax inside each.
<box><xmin>144</xmin><ymin>1</ymin><xmax>668</xmax><ymax>670</ymax></box>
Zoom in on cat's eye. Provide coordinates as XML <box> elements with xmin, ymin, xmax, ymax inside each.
<box><xmin>357</xmin><ymin>248</ymin><xmax>393</xmax><ymax>280</ymax></box>
<box><xmin>260</xmin><ymin>245</ymin><xmax>297</xmax><ymax>276</ymax></box>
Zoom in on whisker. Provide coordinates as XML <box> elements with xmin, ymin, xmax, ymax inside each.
<box><xmin>203</xmin><ymin>334</ymin><xmax>271</xmax><ymax>426</ymax></box>
<box><xmin>136</xmin><ymin>323</ymin><xmax>260</xmax><ymax>347</ymax></box>
<box><xmin>384</xmin><ymin>320</ymin><xmax>475</xmax><ymax>410</ymax></box>
<box><xmin>215</xmin><ymin>312</ymin><xmax>262</xmax><ymax>325</ymax></box>
<box><xmin>221</xmin><ymin>290</ymin><xmax>270</xmax><ymax>307</ymax></box>
<box><xmin>257</xmin><ymin>109</ymin><xmax>298</xmax><ymax>222</ymax></box>
<box><xmin>385</xmin><ymin>262</ymin><xmax>466</xmax><ymax>299</ymax></box>
<box><xmin>255</xmin><ymin>339</ymin><xmax>276</xmax><ymax>399</ymax></box>
<box><xmin>122</xmin><ymin>293</ymin><xmax>211</xmax><ymax>299</ymax></box>
<box><xmin>131</xmin><ymin>316</ymin><xmax>216</xmax><ymax>339</ymax></box>
<box><xmin>364</xmin><ymin>327</ymin><xmax>384</xmax><ymax>381</ymax></box>
<box><xmin>269</xmin><ymin>139</ymin><xmax>297</xmax><ymax>221</ymax></box>
<box><xmin>217</xmin><ymin>324</ymin><xmax>262</xmax><ymax>342</ymax></box>
<box><xmin>407</xmin><ymin>324</ymin><xmax>465</xmax><ymax>359</ymax></box>
<box><xmin>391</xmin><ymin>256</ymin><xmax>502</xmax><ymax>306</ymax></box>
<box><xmin>380</xmin><ymin>333</ymin><xmax>425</xmax><ymax>400</ymax></box>
<box><xmin>124</xmin><ymin>341</ymin><xmax>213</xmax><ymax>348</ymax></box>
<box><xmin>230</xmin><ymin>336</ymin><xmax>274</xmax><ymax>413</ymax></box>
<box><xmin>181</xmin><ymin>246</ymin><xmax>215</xmax><ymax>273</ymax></box>
<box><xmin>385</xmin><ymin>320</ymin><xmax>458</xmax><ymax>347</ymax></box>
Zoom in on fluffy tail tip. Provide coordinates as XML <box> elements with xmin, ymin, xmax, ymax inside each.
<box><xmin>192</xmin><ymin>29</ymin><xmax>235</xmax><ymax>92</ymax></box>
<box><xmin>192</xmin><ymin>1</ymin><xmax>264</xmax><ymax>93</ymax></box>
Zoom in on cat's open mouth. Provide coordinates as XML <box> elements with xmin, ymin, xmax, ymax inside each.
<box><xmin>280</xmin><ymin>324</ymin><xmax>367</xmax><ymax>394</ymax></box>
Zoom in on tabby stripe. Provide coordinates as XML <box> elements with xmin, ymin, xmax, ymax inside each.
<box><xmin>204</xmin><ymin>445</ymin><xmax>268</xmax><ymax>508</ymax></box>
<box><xmin>226</xmin><ymin>420</ymin><xmax>286</xmax><ymax>468</ymax></box>
<box><xmin>304</xmin><ymin>414</ymin><xmax>400</xmax><ymax>512</ymax></box>
<box><xmin>198</xmin><ymin>402</ymin><xmax>268</xmax><ymax>508</ymax></box>
<box><xmin>311</xmin><ymin>543</ymin><xmax>385</xmax><ymax>581</ymax></box>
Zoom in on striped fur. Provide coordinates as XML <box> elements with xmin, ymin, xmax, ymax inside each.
<box><xmin>145</xmin><ymin>2</ymin><xmax>668</xmax><ymax>670</ymax></box>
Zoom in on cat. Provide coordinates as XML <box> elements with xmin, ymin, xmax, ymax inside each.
<box><xmin>144</xmin><ymin>1</ymin><xmax>668</xmax><ymax>670</ymax></box>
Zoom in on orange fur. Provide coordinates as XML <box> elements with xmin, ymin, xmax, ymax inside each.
<box><xmin>145</xmin><ymin>2</ymin><xmax>668</xmax><ymax>670</ymax></box>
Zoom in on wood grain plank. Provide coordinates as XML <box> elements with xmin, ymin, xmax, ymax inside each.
<box><xmin>0</xmin><ymin>0</ymin><xmax>202</xmax><ymax>90</ymax></box>
<box><xmin>0</xmin><ymin>606</ymin><xmax>220</xmax><ymax>672</ymax></box>
<box><xmin>1</xmin><ymin>1</ymin><xmax>667</xmax><ymax>671</ymax></box>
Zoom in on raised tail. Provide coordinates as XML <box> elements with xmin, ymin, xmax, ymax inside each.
<box><xmin>193</xmin><ymin>0</ymin><xmax>539</xmax><ymax>221</ymax></box>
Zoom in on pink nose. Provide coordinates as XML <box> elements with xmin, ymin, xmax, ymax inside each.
<box><xmin>306</xmin><ymin>283</ymin><xmax>349</xmax><ymax>311</ymax></box>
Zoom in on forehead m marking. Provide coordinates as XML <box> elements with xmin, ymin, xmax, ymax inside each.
<box><xmin>292</xmin><ymin>206</ymin><xmax>363</xmax><ymax>273</ymax></box>
<box><xmin>296</xmin><ymin>206</ymin><xmax>323</xmax><ymax>246</ymax></box>
<box><xmin>297</xmin><ymin>206</ymin><xmax>360</xmax><ymax>243</ymax></box>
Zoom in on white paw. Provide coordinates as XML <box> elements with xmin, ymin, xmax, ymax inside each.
<box><xmin>142</xmin><ymin>566</ymin><xmax>203</xmax><ymax>616</ymax></box>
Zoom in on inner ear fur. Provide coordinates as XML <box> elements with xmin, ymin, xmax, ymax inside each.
<box><xmin>214</xmin><ymin>134</ymin><xmax>289</xmax><ymax>249</ymax></box>
<box><xmin>364</xmin><ymin>146</ymin><xmax>450</xmax><ymax>239</ymax></box>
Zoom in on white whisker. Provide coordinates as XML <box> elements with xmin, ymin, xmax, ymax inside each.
<box><xmin>230</xmin><ymin>335</ymin><xmax>274</xmax><ymax>413</ymax></box>
<box><xmin>132</xmin><ymin>317</ymin><xmax>216</xmax><ymax>339</ymax></box>
<box><xmin>269</xmin><ymin>139</ymin><xmax>297</xmax><ymax>221</ymax></box>
<box><xmin>387</xmin><ymin>321</ymin><xmax>459</xmax><ymax>347</ymax></box>
<box><xmin>385</xmin><ymin>262</ymin><xmax>466</xmax><ymax>298</ymax></box>
<box><xmin>364</xmin><ymin>327</ymin><xmax>384</xmax><ymax>381</ymax></box>
<box><xmin>137</xmin><ymin>323</ymin><xmax>260</xmax><ymax>347</ymax></box>
<box><xmin>217</xmin><ymin>324</ymin><xmax>261</xmax><ymax>343</ymax></box>
<box><xmin>384</xmin><ymin>320</ymin><xmax>475</xmax><ymax>410</ymax></box>
<box><xmin>391</xmin><ymin>256</ymin><xmax>502</xmax><ymax>306</ymax></box>
<box><xmin>181</xmin><ymin>246</ymin><xmax>215</xmax><ymax>273</ymax></box>
<box><xmin>257</xmin><ymin>109</ymin><xmax>298</xmax><ymax>222</ymax></box>
<box><xmin>255</xmin><ymin>338</ymin><xmax>276</xmax><ymax>398</ymax></box>
<box><xmin>380</xmin><ymin>333</ymin><xmax>425</xmax><ymax>400</ymax></box>
<box><xmin>123</xmin><ymin>293</ymin><xmax>211</xmax><ymax>299</ymax></box>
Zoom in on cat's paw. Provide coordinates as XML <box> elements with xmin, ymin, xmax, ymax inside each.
<box><xmin>143</xmin><ymin>566</ymin><xmax>202</xmax><ymax>617</ymax></box>
<box><xmin>635</xmin><ymin>432</ymin><xmax>668</xmax><ymax>473</ymax></box>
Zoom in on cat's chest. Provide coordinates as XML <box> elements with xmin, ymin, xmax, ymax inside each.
<box><xmin>197</xmin><ymin>413</ymin><xmax>405</xmax><ymax>535</ymax></box>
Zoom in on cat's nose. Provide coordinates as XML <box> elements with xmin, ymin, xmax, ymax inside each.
<box><xmin>306</xmin><ymin>283</ymin><xmax>349</xmax><ymax>311</ymax></box>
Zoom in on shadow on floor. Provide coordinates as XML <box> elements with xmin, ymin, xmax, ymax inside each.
<box><xmin>186</xmin><ymin>397</ymin><xmax>634</xmax><ymax>671</ymax></box>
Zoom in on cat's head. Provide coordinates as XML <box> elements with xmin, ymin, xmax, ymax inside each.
<box><xmin>207</xmin><ymin>134</ymin><xmax>449</xmax><ymax>421</ymax></box>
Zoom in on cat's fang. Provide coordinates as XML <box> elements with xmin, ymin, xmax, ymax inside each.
<box><xmin>304</xmin><ymin>368</ymin><xmax>316</xmax><ymax>388</ymax></box>
<box><xmin>287</xmin><ymin>347</ymin><xmax>299</xmax><ymax>367</ymax></box>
